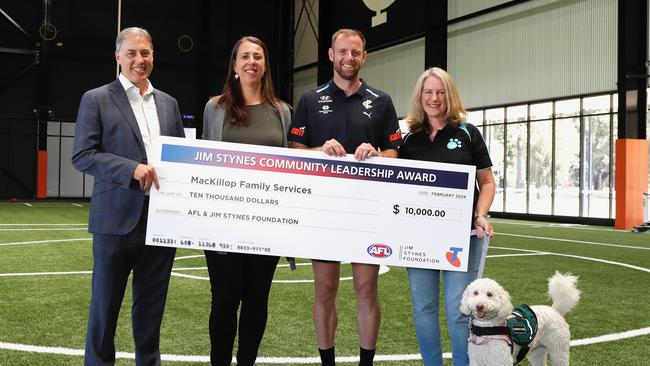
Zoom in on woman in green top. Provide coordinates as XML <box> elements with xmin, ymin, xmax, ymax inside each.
<box><xmin>202</xmin><ymin>36</ymin><xmax>291</xmax><ymax>366</ymax></box>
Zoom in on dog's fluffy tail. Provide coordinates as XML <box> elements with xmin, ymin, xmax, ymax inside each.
<box><xmin>548</xmin><ymin>271</ymin><xmax>581</xmax><ymax>315</ymax></box>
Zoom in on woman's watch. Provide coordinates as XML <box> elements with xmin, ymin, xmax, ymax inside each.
<box><xmin>474</xmin><ymin>212</ymin><xmax>489</xmax><ymax>220</ymax></box>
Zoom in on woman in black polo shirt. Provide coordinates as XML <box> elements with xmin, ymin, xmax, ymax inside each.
<box><xmin>399</xmin><ymin>67</ymin><xmax>495</xmax><ymax>366</ymax></box>
<box><xmin>201</xmin><ymin>36</ymin><xmax>292</xmax><ymax>366</ymax></box>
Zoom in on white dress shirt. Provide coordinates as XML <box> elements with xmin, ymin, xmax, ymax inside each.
<box><xmin>118</xmin><ymin>73</ymin><xmax>161</xmax><ymax>165</ymax></box>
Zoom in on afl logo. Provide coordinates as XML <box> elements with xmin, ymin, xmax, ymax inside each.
<box><xmin>367</xmin><ymin>244</ymin><xmax>392</xmax><ymax>258</ymax></box>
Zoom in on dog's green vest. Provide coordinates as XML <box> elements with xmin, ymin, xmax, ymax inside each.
<box><xmin>507</xmin><ymin>304</ymin><xmax>538</xmax><ymax>363</ymax></box>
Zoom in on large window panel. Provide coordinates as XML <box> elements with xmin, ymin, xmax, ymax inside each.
<box><xmin>582</xmin><ymin>96</ymin><xmax>612</xmax><ymax>218</ymax></box>
<box><xmin>583</xmin><ymin>95</ymin><xmax>610</xmax><ymax>114</ymax></box>
<box><xmin>486</xmin><ymin>124</ymin><xmax>505</xmax><ymax>212</ymax></box>
<box><xmin>554</xmin><ymin>117</ymin><xmax>581</xmax><ymax>216</ymax></box>
<box><xmin>467</xmin><ymin>110</ymin><xmax>483</xmax><ymax>127</ymax></box>
<box><xmin>582</xmin><ymin>114</ymin><xmax>611</xmax><ymax>218</ymax></box>
<box><xmin>530</xmin><ymin>102</ymin><xmax>553</xmax><ymax>121</ymax></box>
<box><xmin>529</xmin><ymin>119</ymin><xmax>553</xmax><ymax>214</ymax></box>
<box><xmin>468</xmin><ymin>111</ymin><xmax>485</xmax><ymax>145</ymax></box>
<box><xmin>505</xmin><ymin>105</ymin><xmax>528</xmax><ymax>213</ymax></box>
<box><xmin>485</xmin><ymin>108</ymin><xmax>505</xmax><ymax>212</ymax></box>
<box><xmin>556</xmin><ymin>98</ymin><xmax>580</xmax><ymax>117</ymax></box>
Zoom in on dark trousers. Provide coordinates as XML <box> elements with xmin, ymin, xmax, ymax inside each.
<box><xmin>84</xmin><ymin>201</ymin><xmax>176</xmax><ymax>366</ymax></box>
<box><xmin>204</xmin><ymin>251</ymin><xmax>279</xmax><ymax>366</ymax></box>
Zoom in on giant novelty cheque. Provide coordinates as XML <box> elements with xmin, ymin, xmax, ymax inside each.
<box><xmin>146</xmin><ymin>136</ymin><xmax>476</xmax><ymax>271</ymax></box>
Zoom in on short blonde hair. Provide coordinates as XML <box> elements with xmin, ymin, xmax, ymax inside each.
<box><xmin>406</xmin><ymin>67</ymin><xmax>467</xmax><ymax>133</ymax></box>
<box><xmin>331</xmin><ymin>28</ymin><xmax>366</xmax><ymax>50</ymax></box>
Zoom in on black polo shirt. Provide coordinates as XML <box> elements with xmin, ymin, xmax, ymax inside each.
<box><xmin>288</xmin><ymin>80</ymin><xmax>402</xmax><ymax>152</ymax></box>
<box><xmin>399</xmin><ymin>122</ymin><xmax>492</xmax><ymax>223</ymax></box>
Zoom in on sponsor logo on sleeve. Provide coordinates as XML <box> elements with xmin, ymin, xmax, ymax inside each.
<box><xmin>389</xmin><ymin>129</ymin><xmax>402</xmax><ymax>142</ymax></box>
<box><xmin>367</xmin><ymin>243</ymin><xmax>392</xmax><ymax>258</ymax></box>
<box><xmin>290</xmin><ymin>127</ymin><xmax>305</xmax><ymax>137</ymax></box>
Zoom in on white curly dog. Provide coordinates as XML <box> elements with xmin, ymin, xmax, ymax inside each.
<box><xmin>460</xmin><ymin>272</ymin><xmax>580</xmax><ymax>366</ymax></box>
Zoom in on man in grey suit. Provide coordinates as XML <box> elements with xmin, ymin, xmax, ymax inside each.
<box><xmin>72</xmin><ymin>27</ymin><xmax>185</xmax><ymax>366</ymax></box>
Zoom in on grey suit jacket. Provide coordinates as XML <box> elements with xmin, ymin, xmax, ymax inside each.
<box><xmin>72</xmin><ymin>79</ymin><xmax>185</xmax><ymax>235</ymax></box>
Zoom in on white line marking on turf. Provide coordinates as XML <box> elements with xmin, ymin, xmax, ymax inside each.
<box><xmin>169</xmin><ymin>272</ymin><xmax>208</xmax><ymax>281</ymax></box>
<box><xmin>171</xmin><ymin>263</ymin><xmax>315</xmax><ymax>271</ymax></box>
<box><xmin>12</xmin><ymin>202</ymin><xmax>85</xmax><ymax>206</ymax></box>
<box><xmin>570</xmin><ymin>326</ymin><xmax>650</xmax><ymax>346</ymax></box>
<box><xmin>0</xmin><ymin>256</ymin><xmax>392</xmax><ymax>283</ymax></box>
<box><xmin>170</xmin><ymin>256</ymin><xmax>391</xmax><ymax>283</ymax></box>
<box><xmin>488</xmin><ymin>253</ymin><xmax>550</xmax><ymax>258</ymax></box>
<box><xmin>492</xmin><ymin>246</ymin><xmax>650</xmax><ymax>273</ymax></box>
<box><xmin>0</xmin><ymin>224</ymin><xmax>87</xmax><ymax>226</ymax></box>
<box><xmin>0</xmin><ymin>271</ymin><xmax>92</xmax><ymax>277</ymax></box>
<box><xmin>499</xmin><ymin>232</ymin><xmax>650</xmax><ymax>250</ymax></box>
<box><xmin>2</xmin><ymin>327</ymin><xmax>649</xmax><ymax>363</ymax></box>
<box><xmin>0</xmin><ymin>342</ymin><xmax>84</xmax><ymax>356</ymax></box>
<box><xmin>0</xmin><ymin>228</ymin><xmax>88</xmax><ymax>231</ymax></box>
<box><xmin>174</xmin><ymin>255</ymin><xmax>204</xmax><ymax>260</ymax></box>
<box><xmin>0</xmin><ymin>238</ymin><xmax>90</xmax><ymax>247</ymax></box>
<box><xmin>490</xmin><ymin>219</ymin><xmax>618</xmax><ymax>232</ymax></box>
<box><xmin>174</xmin><ymin>256</ymin><xmax>319</xmax><ymax>269</ymax></box>
<box><xmin>0</xmin><ymin>255</ymin><xmax>545</xmax><ymax>278</ymax></box>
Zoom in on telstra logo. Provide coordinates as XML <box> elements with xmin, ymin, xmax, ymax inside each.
<box><xmin>445</xmin><ymin>247</ymin><xmax>463</xmax><ymax>267</ymax></box>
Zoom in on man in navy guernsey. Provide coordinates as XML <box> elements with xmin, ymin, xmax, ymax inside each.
<box><xmin>288</xmin><ymin>28</ymin><xmax>402</xmax><ymax>366</ymax></box>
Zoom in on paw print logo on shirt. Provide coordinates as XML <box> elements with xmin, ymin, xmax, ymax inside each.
<box><xmin>447</xmin><ymin>138</ymin><xmax>462</xmax><ymax>150</ymax></box>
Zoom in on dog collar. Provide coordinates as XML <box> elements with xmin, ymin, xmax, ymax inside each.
<box><xmin>470</xmin><ymin>324</ymin><xmax>509</xmax><ymax>337</ymax></box>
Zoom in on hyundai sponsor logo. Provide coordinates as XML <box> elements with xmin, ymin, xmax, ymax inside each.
<box><xmin>367</xmin><ymin>243</ymin><xmax>392</xmax><ymax>258</ymax></box>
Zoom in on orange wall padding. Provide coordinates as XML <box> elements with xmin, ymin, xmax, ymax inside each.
<box><xmin>37</xmin><ymin>150</ymin><xmax>48</xmax><ymax>199</ymax></box>
<box><xmin>615</xmin><ymin>139</ymin><xmax>649</xmax><ymax>229</ymax></box>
